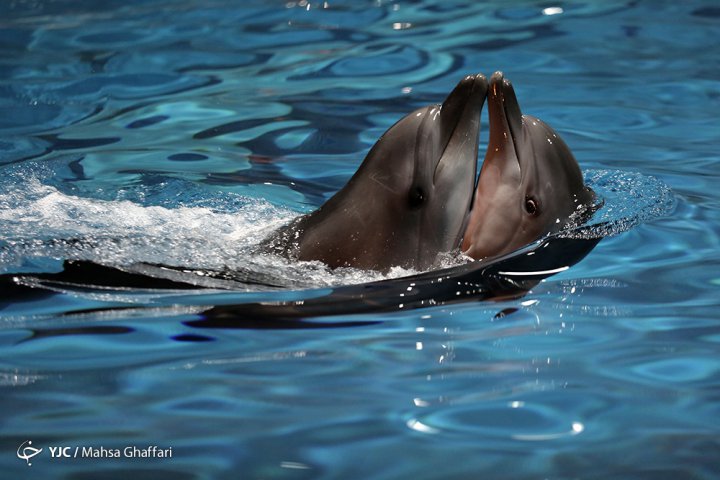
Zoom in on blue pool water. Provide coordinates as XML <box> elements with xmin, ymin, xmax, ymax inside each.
<box><xmin>1</xmin><ymin>1</ymin><xmax>719</xmax><ymax>478</ymax></box>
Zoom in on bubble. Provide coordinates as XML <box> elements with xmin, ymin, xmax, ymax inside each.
<box><xmin>559</xmin><ymin>169</ymin><xmax>676</xmax><ymax>240</ymax></box>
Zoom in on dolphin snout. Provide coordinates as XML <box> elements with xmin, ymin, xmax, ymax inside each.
<box><xmin>434</xmin><ymin>73</ymin><xmax>487</xmax><ymax>165</ymax></box>
<box><xmin>428</xmin><ymin>72</ymin><xmax>487</xmax><ymax>183</ymax></box>
<box><xmin>441</xmin><ymin>73</ymin><xmax>488</xmax><ymax>117</ymax></box>
<box><xmin>488</xmin><ymin>71</ymin><xmax>524</xmax><ymax>151</ymax></box>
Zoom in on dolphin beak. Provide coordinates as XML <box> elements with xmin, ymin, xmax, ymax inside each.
<box><xmin>486</xmin><ymin>71</ymin><xmax>524</xmax><ymax>173</ymax></box>
<box><xmin>440</xmin><ymin>73</ymin><xmax>488</xmax><ymax>124</ymax></box>
<box><xmin>432</xmin><ymin>73</ymin><xmax>488</xmax><ymax>183</ymax></box>
<box><xmin>459</xmin><ymin>72</ymin><xmax>525</xmax><ymax>258</ymax></box>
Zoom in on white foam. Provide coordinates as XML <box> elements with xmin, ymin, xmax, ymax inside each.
<box><xmin>0</xmin><ymin>171</ymin><xmax>399</xmax><ymax>288</ymax></box>
<box><xmin>560</xmin><ymin>169</ymin><xmax>676</xmax><ymax>239</ymax></box>
<box><xmin>0</xmin><ymin>166</ymin><xmax>673</xmax><ymax>290</ymax></box>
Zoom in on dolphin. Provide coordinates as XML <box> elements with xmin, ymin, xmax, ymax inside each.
<box><xmin>264</xmin><ymin>73</ymin><xmax>488</xmax><ymax>272</ymax></box>
<box><xmin>461</xmin><ymin>71</ymin><xmax>597</xmax><ymax>261</ymax></box>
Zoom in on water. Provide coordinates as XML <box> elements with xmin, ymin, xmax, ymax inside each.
<box><xmin>1</xmin><ymin>1</ymin><xmax>719</xmax><ymax>478</ymax></box>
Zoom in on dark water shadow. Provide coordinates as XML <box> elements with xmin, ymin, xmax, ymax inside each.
<box><xmin>186</xmin><ymin>234</ymin><xmax>601</xmax><ymax>328</ymax></box>
<box><xmin>1</xmin><ymin>232</ymin><xmax>600</xmax><ymax>331</ymax></box>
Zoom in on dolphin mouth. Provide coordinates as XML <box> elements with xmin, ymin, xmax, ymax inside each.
<box><xmin>486</xmin><ymin>71</ymin><xmax>524</xmax><ymax>174</ymax></box>
<box><xmin>432</xmin><ymin>73</ymin><xmax>488</xmax><ymax>183</ymax></box>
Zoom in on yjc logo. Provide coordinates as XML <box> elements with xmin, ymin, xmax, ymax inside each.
<box><xmin>17</xmin><ymin>440</ymin><xmax>43</xmax><ymax>466</ymax></box>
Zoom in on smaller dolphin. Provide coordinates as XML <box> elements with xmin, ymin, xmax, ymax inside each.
<box><xmin>462</xmin><ymin>71</ymin><xmax>597</xmax><ymax>261</ymax></box>
<box><xmin>265</xmin><ymin>74</ymin><xmax>488</xmax><ymax>272</ymax></box>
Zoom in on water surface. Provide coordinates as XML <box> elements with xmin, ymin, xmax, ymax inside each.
<box><xmin>1</xmin><ymin>1</ymin><xmax>719</xmax><ymax>479</ymax></box>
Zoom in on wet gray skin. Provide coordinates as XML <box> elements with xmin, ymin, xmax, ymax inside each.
<box><xmin>462</xmin><ymin>71</ymin><xmax>596</xmax><ymax>261</ymax></box>
<box><xmin>265</xmin><ymin>73</ymin><xmax>488</xmax><ymax>272</ymax></box>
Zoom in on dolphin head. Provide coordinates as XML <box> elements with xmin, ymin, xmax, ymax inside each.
<box><xmin>461</xmin><ymin>71</ymin><xmax>596</xmax><ymax>261</ymax></box>
<box><xmin>289</xmin><ymin>73</ymin><xmax>488</xmax><ymax>271</ymax></box>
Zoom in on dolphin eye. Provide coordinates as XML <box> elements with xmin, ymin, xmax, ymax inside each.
<box><xmin>524</xmin><ymin>196</ymin><xmax>539</xmax><ymax>216</ymax></box>
<box><xmin>409</xmin><ymin>186</ymin><xmax>426</xmax><ymax>208</ymax></box>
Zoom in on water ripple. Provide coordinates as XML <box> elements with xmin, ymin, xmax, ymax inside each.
<box><xmin>1</xmin><ymin>1</ymin><xmax>719</xmax><ymax>479</ymax></box>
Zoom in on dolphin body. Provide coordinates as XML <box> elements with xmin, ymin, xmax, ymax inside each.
<box><xmin>264</xmin><ymin>74</ymin><xmax>488</xmax><ymax>272</ymax></box>
<box><xmin>0</xmin><ymin>74</ymin><xmax>603</xmax><ymax>306</ymax></box>
<box><xmin>461</xmin><ymin>72</ymin><xmax>597</xmax><ymax>261</ymax></box>
<box><xmin>265</xmin><ymin>71</ymin><xmax>596</xmax><ymax>273</ymax></box>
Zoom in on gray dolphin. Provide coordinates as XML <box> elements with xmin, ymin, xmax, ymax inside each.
<box><xmin>265</xmin><ymin>73</ymin><xmax>488</xmax><ymax>272</ymax></box>
<box><xmin>462</xmin><ymin>71</ymin><xmax>597</xmax><ymax>261</ymax></box>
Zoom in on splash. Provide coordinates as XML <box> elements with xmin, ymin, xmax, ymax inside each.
<box><xmin>560</xmin><ymin>169</ymin><xmax>676</xmax><ymax>240</ymax></box>
<box><xmin>0</xmin><ymin>163</ymin><xmax>673</xmax><ymax>289</ymax></box>
<box><xmin>0</xmin><ymin>163</ymin><xmax>397</xmax><ymax>289</ymax></box>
